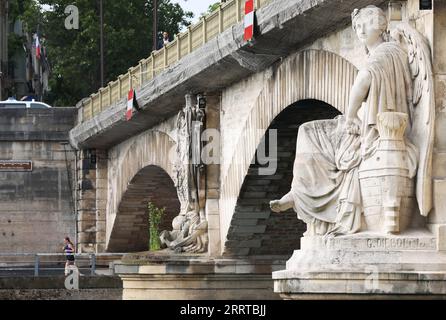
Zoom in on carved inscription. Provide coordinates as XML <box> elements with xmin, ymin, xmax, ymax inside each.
<box><xmin>366</xmin><ymin>238</ymin><xmax>436</xmax><ymax>250</ymax></box>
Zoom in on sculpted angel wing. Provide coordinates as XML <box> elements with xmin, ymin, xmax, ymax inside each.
<box><xmin>391</xmin><ymin>23</ymin><xmax>435</xmax><ymax>217</ymax></box>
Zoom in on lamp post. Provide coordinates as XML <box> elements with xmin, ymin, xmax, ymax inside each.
<box><xmin>99</xmin><ymin>0</ymin><xmax>104</xmax><ymax>87</ymax></box>
<box><xmin>153</xmin><ymin>0</ymin><xmax>158</xmax><ymax>51</ymax></box>
<box><xmin>0</xmin><ymin>0</ymin><xmax>9</xmax><ymax>100</ymax></box>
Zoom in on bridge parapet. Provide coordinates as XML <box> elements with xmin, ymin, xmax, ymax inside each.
<box><xmin>70</xmin><ymin>0</ymin><xmax>386</xmax><ymax>150</ymax></box>
<box><xmin>76</xmin><ymin>0</ymin><xmax>271</xmax><ymax>124</ymax></box>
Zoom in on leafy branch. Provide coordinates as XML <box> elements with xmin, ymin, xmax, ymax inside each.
<box><xmin>148</xmin><ymin>202</ymin><xmax>165</xmax><ymax>251</ymax></box>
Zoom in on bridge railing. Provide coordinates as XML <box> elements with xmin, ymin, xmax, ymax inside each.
<box><xmin>0</xmin><ymin>253</ymin><xmax>125</xmax><ymax>277</ymax></box>
<box><xmin>77</xmin><ymin>0</ymin><xmax>271</xmax><ymax>124</ymax></box>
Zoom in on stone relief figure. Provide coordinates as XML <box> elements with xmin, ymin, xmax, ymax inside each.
<box><xmin>270</xmin><ymin>5</ymin><xmax>434</xmax><ymax>236</ymax></box>
<box><xmin>172</xmin><ymin>107</ymin><xmax>191</xmax><ymax>212</ymax></box>
<box><xmin>160</xmin><ymin>95</ymin><xmax>209</xmax><ymax>253</ymax></box>
<box><xmin>160</xmin><ymin>202</ymin><xmax>208</xmax><ymax>253</ymax></box>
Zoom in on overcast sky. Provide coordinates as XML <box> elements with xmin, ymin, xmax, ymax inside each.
<box><xmin>171</xmin><ymin>0</ymin><xmax>217</xmax><ymax>23</ymax></box>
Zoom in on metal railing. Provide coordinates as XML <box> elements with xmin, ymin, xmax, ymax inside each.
<box><xmin>0</xmin><ymin>253</ymin><xmax>125</xmax><ymax>277</ymax></box>
<box><xmin>77</xmin><ymin>0</ymin><xmax>271</xmax><ymax>123</ymax></box>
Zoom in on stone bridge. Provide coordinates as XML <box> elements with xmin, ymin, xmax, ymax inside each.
<box><xmin>68</xmin><ymin>0</ymin><xmax>446</xmax><ymax>299</ymax></box>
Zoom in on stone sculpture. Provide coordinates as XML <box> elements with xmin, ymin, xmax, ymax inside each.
<box><xmin>160</xmin><ymin>95</ymin><xmax>208</xmax><ymax>253</ymax></box>
<box><xmin>270</xmin><ymin>5</ymin><xmax>434</xmax><ymax>236</ymax></box>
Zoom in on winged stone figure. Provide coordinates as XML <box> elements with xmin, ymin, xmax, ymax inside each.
<box><xmin>270</xmin><ymin>5</ymin><xmax>435</xmax><ymax>235</ymax></box>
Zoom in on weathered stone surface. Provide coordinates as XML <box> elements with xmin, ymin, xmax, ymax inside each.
<box><xmin>69</xmin><ymin>0</ymin><xmax>386</xmax><ymax>150</ymax></box>
<box><xmin>0</xmin><ymin>109</ymin><xmax>76</xmax><ymax>253</ymax></box>
<box><xmin>114</xmin><ymin>254</ymin><xmax>284</xmax><ymax>300</ymax></box>
<box><xmin>219</xmin><ymin>48</ymin><xmax>359</xmax><ymax>252</ymax></box>
<box><xmin>430</xmin><ymin>179</ymin><xmax>446</xmax><ymax>224</ymax></box>
<box><xmin>223</xmin><ymin>101</ymin><xmax>339</xmax><ymax>256</ymax></box>
<box><xmin>271</xmin><ymin>3</ymin><xmax>446</xmax><ymax>300</ymax></box>
<box><xmin>107</xmin><ymin>165</ymin><xmax>179</xmax><ymax>253</ymax></box>
<box><xmin>0</xmin><ymin>108</ymin><xmax>76</xmax><ymax>141</ymax></box>
<box><xmin>274</xmin><ymin>271</ymin><xmax>446</xmax><ymax>299</ymax></box>
<box><xmin>206</xmin><ymin>199</ymin><xmax>221</xmax><ymax>257</ymax></box>
<box><xmin>0</xmin><ymin>276</ymin><xmax>122</xmax><ymax>300</ymax></box>
<box><xmin>272</xmin><ymin>227</ymin><xmax>446</xmax><ymax>298</ymax></box>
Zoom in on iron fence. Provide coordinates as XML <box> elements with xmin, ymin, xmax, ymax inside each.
<box><xmin>0</xmin><ymin>253</ymin><xmax>125</xmax><ymax>277</ymax></box>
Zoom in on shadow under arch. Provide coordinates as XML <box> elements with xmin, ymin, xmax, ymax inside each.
<box><xmin>106</xmin><ymin>128</ymin><xmax>177</xmax><ymax>252</ymax></box>
<box><xmin>223</xmin><ymin>100</ymin><xmax>341</xmax><ymax>256</ymax></box>
<box><xmin>220</xmin><ymin>49</ymin><xmax>358</xmax><ymax>254</ymax></box>
<box><xmin>107</xmin><ymin>165</ymin><xmax>180</xmax><ymax>253</ymax></box>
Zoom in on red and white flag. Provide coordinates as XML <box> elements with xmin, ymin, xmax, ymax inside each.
<box><xmin>126</xmin><ymin>89</ymin><xmax>135</xmax><ymax>121</ymax></box>
<box><xmin>244</xmin><ymin>0</ymin><xmax>254</xmax><ymax>41</ymax></box>
<box><xmin>35</xmin><ymin>34</ymin><xmax>41</xmax><ymax>59</ymax></box>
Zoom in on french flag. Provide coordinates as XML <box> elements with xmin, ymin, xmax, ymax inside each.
<box><xmin>244</xmin><ymin>0</ymin><xmax>254</xmax><ymax>41</ymax></box>
<box><xmin>126</xmin><ymin>89</ymin><xmax>135</xmax><ymax>121</ymax></box>
<box><xmin>35</xmin><ymin>34</ymin><xmax>41</xmax><ymax>59</ymax></box>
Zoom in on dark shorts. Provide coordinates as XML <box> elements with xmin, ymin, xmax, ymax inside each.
<box><xmin>66</xmin><ymin>255</ymin><xmax>75</xmax><ymax>262</ymax></box>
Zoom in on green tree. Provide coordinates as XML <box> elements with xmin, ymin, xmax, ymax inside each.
<box><xmin>8</xmin><ymin>1</ymin><xmax>40</xmax><ymax>59</ymax></box>
<box><xmin>18</xmin><ymin>0</ymin><xmax>192</xmax><ymax>106</ymax></box>
<box><xmin>201</xmin><ymin>1</ymin><xmax>222</xmax><ymax>17</ymax></box>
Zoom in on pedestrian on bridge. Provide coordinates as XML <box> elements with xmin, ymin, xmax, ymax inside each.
<box><xmin>63</xmin><ymin>237</ymin><xmax>75</xmax><ymax>276</ymax></box>
<box><xmin>157</xmin><ymin>31</ymin><xmax>171</xmax><ymax>50</ymax></box>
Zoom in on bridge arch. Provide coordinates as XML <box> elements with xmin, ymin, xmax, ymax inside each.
<box><xmin>106</xmin><ymin>129</ymin><xmax>179</xmax><ymax>252</ymax></box>
<box><xmin>221</xmin><ymin>49</ymin><xmax>358</xmax><ymax>256</ymax></box>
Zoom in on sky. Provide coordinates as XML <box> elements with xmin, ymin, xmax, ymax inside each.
<box><xmin>171</xmin><ymin>0</ymin><xmax>217</xmax><ymax>23</ymax></box>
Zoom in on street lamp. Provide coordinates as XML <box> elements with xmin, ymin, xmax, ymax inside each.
<box><xmin>99</xmin><ymin>0</ymin><xmax>104</xmax><ymax>87</ymax></box>
<box><xmin>153</xmin><ymin>0</ymin><xmax>158</xmax><ymax>51</ymax></box>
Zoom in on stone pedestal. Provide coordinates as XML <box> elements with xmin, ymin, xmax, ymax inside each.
<box><xmin>273</xmin><ymin>229</ymin><xmax>446</xmax><ymax>299</ymax></box>
<box><xmin>114</xmin><ymin>252</ymin><xmax>285</xmax><ymax>300</ymax></box>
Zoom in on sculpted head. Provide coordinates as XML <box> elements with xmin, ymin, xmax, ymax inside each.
<box><xmin>172</xmin><ymin>215</ymin><xmax>186</xmax><ymax>230</ymax></box>
<box><xmin>352</xmin><ymin>6</ymin><xmax>387</xmax><ymax>48</ymax></box>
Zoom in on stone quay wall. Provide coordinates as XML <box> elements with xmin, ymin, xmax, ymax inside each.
<box><xmin>0</xmin><ymin>108</ymin><xmax>77</xmax><ymax>253</ymax></box>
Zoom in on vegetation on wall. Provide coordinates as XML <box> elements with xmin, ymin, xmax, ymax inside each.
<box><xmin>202</xmin><ymin>1</ymin><xmax>225</xmax><ymax>16</ymax></box>
<box><xmin>148</xmin><ymin>201</ymin><xmax>165</xmax><ymax>251</ymax></box>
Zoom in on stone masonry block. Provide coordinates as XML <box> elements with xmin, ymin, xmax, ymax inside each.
<box><xmin>232</xmin><ymin>225</ymin><xmax>266</xmax><ymax>234</ymax></box>
<box><xmin>78</xmin><ymin>231</ymin><xmax>96</xmax><ymax>244</ymax></box>
<box><xmin>433</xmin><ymin>152</ymin><xmax>446</xmax><ymax>178</ymax></box>
<box><xmin>96</xmin><ymin>221</ymin><xmax>106</xmax><ymax>233</ymax></box>
<box><xmin>207</xmin><ymin>214</ymin><xmax>220</xmax><ymax>230</ymax></box>
<box><xmin>223</xmin><ymin>248</ymin><xmax>250</xmax><ymax>256</ymax></box>
<box><xmin>78</xmin><ymin>199</ymin><xmax>96</xmax><ymax>210</ymax></box>
<box><xmin>225</xmin><ymin>239</ymin><xmax>262</xmax><ymax>248</ymax></box>
<box><xmin>430</xmin><ymin>179</ymin><xmax>446</xmax><ymax>224</ymax></box>
<box><xmin>78</xmin><ymin>190</ymin><xmax>96</xmax><ymax>200</ymax></box>
<box><xmin>78</xmin><ymin>220</ymin><xmax>96</xmax><ymax>232</ymax></box>
<box><xmin>78</xmin><ymin>211</ymin><xmax>96</xmax><ymax>222</ymax></box>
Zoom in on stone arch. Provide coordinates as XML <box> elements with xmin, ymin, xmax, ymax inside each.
<box><xmin>106</xmin><ymin>129</ymin><xmax>179</xmax><ymax>252</ymax></box>
<box><xmin>220</xmin><ymin>49</ymin><xmax>358</xmax><ymax>255</ymax></box>
<box><xmin>107</xmin><ymin>165</ymin><xmax>180</xmax><ymax>252</ymax></box>
<box><xmin>223</xmin><ymin>100</ymin><xmax>341</xmax><ymax>256</ymax></box>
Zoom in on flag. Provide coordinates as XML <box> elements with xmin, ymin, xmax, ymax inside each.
<box><xmin>244</xmin><ymin>0</ymin><xmax>254</xmax><ymax>41</ymax></box>
<box><xmin>126</xmin><ymin>89</ymin><xmax>135</xmax><ymax>121</ymax></box>
<box><xmin>35</xmin><ymin>34</ymin><xmax>41</xmax><ymax>59</ymax></box>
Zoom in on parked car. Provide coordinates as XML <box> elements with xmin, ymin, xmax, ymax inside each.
<box><xmin>0</xmin><ymin>97</ymin><xmax>52</xmax><ymax>109</ymax></box>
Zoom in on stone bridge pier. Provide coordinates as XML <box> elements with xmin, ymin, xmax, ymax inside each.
<box><xmin>71</xmin><ymin>47</ymin><xmax>357</xmax><ymax>299</ymax></box>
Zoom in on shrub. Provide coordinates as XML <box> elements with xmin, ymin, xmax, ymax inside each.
<box><xmin>148</xmin><ymin>202</ymin><xmax>165</xmax><ymax>251</ymax></box>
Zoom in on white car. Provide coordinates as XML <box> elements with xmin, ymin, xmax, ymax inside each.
<box><xmin>0</xmin><ymin>97</ymin><xmax>52</xmax><ymax>109</ymax></box>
